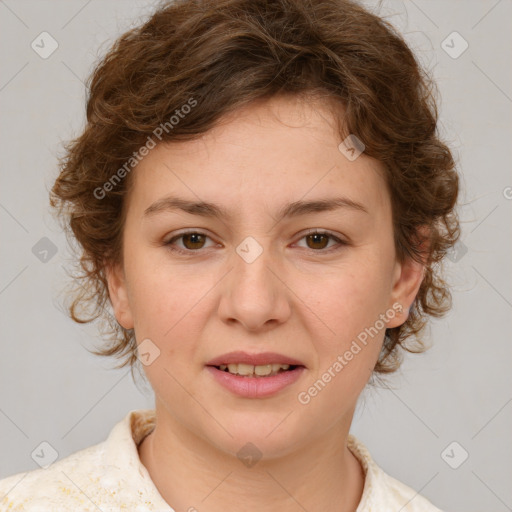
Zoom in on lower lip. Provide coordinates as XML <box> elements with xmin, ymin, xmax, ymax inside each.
<box><xmin>205</xmin><ymin>366</ymin><xmax>305</xmax><ymax>398</ymax></box>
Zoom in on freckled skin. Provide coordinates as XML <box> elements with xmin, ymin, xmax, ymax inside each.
<box><xmin>106</xmin><ymin>95</ymin><xmax>425</xmax><ymax>512</ymax></box>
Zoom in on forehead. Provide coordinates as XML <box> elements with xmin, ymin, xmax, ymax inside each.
<box><xmin>126</xmin><ymin>95</ymin><xmax>391</xmax><ymax>220</ymax></box>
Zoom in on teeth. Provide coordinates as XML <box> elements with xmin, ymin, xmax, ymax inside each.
<box><xmin>255</xmin><ymin>364</ymin><xmax>272</xmax><ymax>376</ymax></box>
<box><xmin>218</xmin><ymin>363</ymin><xmax>291</xmax><ymax>377</ymax></box>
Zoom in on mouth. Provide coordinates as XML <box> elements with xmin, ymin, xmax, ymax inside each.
<box><xmin>205</xmin><ymin>351</ymin><xmax>306</xmax><ymax>398</ymax></box>
<box><xmin>212</xmin><ymin>363</ymin><xmax>300</xmax><ymax>377</ymax></box>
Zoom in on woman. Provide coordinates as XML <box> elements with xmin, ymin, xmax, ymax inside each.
<box><xmin>0</xmin><ymin>0</ymin><xmax>459</xmax><ymax>510</ymax></box>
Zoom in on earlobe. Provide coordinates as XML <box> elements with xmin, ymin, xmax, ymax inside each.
<box><xmin>105</xmin><ymin>262</ymin><xmax>134</xmax><ymax>330</ymax></box>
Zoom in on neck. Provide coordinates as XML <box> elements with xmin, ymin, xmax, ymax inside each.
<box><xmin>138</xmin><ymin>410</ymin><xmax>365</xmax><ymax>512</ymax></box>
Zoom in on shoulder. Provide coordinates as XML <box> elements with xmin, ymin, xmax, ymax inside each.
<box><xmin>347</xmin><ymin>434</ymin><xmax>444</xmax><ymax>512</ymax></box>
<box><xmin>378</xmin><ymin>472</ymin><xmax>444</xmax><ymax>512</ymax></box>
<box><xmin>0</xmin><ymin>409</ymin><xmax>162</xmax><ymax>512</ymax></box>
<box><xmin>0</xmin><ymin>441</ymin><xmax>108</xmax><ymax>511</ymax></box>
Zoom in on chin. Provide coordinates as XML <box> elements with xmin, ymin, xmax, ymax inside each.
<box><xmin>196</xmin><ymin>410</ymin><xmax>307</xmax><ymax>462</ymax></box>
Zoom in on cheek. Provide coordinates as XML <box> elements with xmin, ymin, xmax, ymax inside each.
<box><xmin>296</xmin><ymin>270</ymin><xmax>386</xmax><ymax>408</ymax></box>
<box><xmin>299</xmin><ymin>261</ymin><xmax>390</xmax><ymax>338</ymax></box>
<box><xmin>125</xmin><ymin>248</ymin><xmax>193</xmax><ymax>325</ymax></box>
<box><xmin>126</xmin><ymin>260</ymin><xmax>214</xmax><ymax>364</ymax></box>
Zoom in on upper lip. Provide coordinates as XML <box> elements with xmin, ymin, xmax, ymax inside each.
<box><xmin>206</xmin><ymin>351</ymin><xmax>305</xmax><ymax>367</ymax></box>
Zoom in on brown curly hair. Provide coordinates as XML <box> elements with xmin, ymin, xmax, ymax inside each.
<box><xmin>50</xmin><ymin>0</ymin><xmax>460</xmax><ymax>382</ymax></box>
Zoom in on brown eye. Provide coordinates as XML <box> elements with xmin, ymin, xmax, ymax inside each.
<box><xmin>165</xmin><ymin>231</ymin><xmax>214</xmax><ymax>253</ymax></box>
<box><xmin>181</xmin><ymin>232</ymin><xmax>207</xmax><ymax>250</ymax></box>
<box><xmin>305</xmin><ymin>233</ymin><xmax>330</xmax><ymax>250</ymax></box>
<box><xmin>296</xmin><ymin>230</ymin><xmax>346</xmax><ymax>252</ymax></box>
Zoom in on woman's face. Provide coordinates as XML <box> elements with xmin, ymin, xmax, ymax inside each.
<box><xmin>107</xmin><ymin>94</ymin><xmax>424</xmax><ymax>457</ymax></box>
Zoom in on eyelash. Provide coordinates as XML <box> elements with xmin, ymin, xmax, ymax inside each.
<box><xmin>164</xmin><ymin>229</ymin><xmax>347</xmax><ymax>255</ymax></box>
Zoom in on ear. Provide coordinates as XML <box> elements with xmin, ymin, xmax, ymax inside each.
<box><xmin>386</xmin><ymin>226</ymin><xmax>429</xmax><ymax>329</ymax></box>
<box><xmin>105</xmin><ymin>261</ymin><xmax>134</xmax><ymax>330</ymax></box>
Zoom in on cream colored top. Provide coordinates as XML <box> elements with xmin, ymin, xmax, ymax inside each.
<box><xmin>0</xmin><ymin>409</ymin><xmax>443</xmax><ymax>511</ymax></box>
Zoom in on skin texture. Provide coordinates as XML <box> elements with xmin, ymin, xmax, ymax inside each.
<box><xmin>106</xmin><ymin>94</ymin><xmax>425</xmax><ymax>512</ymax></box>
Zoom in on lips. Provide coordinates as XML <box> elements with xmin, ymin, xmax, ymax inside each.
<box><xmin>205</xmin><ymin>351</ymin><xmax>306</xmax><ymax>397</ymax></box>
<box><xmin>206</xmin><ymin>364</ymin><xmax>305</xmax><ymax>398</ymax></box>
<box><xmin>205</xmin><ymin>351</ymin><xmax>306</xmax><ymax>368</ymax></box>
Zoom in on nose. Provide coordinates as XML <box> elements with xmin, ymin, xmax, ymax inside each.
<box><xmin>217</xmin><ymin>239</ymin><xmax>291</xmax><ymax>332</ymax></box>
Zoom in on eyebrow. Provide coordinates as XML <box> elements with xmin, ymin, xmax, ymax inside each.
<box><xmin>143</xmin><ymin>195</ymin><xmax>369</xmax><ymax>222</ymax></box>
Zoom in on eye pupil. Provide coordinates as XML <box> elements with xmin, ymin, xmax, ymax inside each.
<box><xmin>307</xmin><ymin>233</ymin><xmax>329</xmax><ymax>250</ymax></box>
<box><xmin>183</xmin><ymin>233</ymin><xmax>205</xmax><ymax>249</ymax></box>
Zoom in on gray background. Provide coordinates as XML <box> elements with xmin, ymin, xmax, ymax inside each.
<box><xmin>0</xmin><ymin>1</ymin><xmax>511</xmax><ymax>511</ymax></box>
